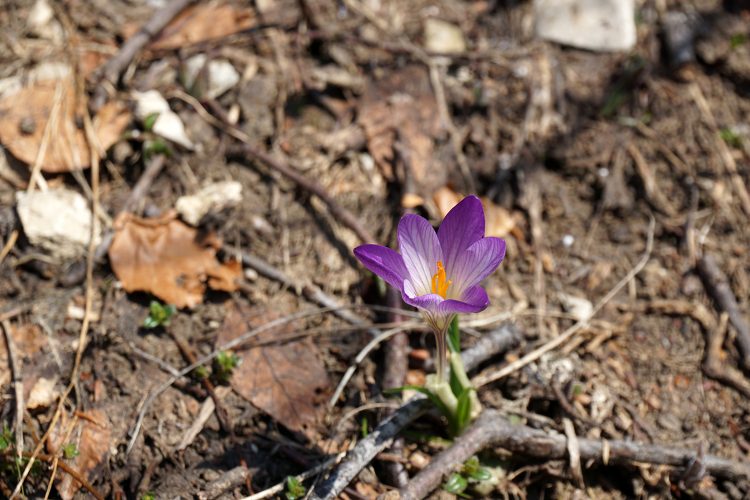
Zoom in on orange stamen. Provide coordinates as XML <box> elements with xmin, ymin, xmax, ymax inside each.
<box><xmin>431</xmin><ymin>260</ymin><xmax>451</xmax><ymax>298</ymax></box>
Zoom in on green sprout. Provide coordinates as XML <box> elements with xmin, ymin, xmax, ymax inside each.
<box><xmin>730</xmin><ymin>33</ymin><xmax>747</xmax><ymax>49</ymax></box>
<box><xmin>461</xmin><ymin>456</ymin><xmax>492</xmax><ymax>482</ymax></box>
<box><xmin>142</xmin><ymin>112</ymin><xmax>160</xmax><ymax>132</ymax></box>
<box><xmin>0</xmin><ymin>424</ymin><xmax>12</xmax><ymax>451</ymax></box>
<box><xmin>62</xmin><ymin>443</ymin><xmax>79</xmax><ymax>460</ymax></box>
<box><xmin>285</xmin><ymin>476</ymin><xmax>306</xmax><ymax>500</ymax></box>
<box><xmin>192</xmin><ymin>365</ymin><xmax>210</xmax><ymax>381</ymax></box>
<box><xmin>443</xmin><ymin>472</ymin><xmax>469</xmax><ymax>497</ymax></box>
<box><xmin>720</xmin><ymin>128</ymin><xmax>742</xmax><ymax>148</ymax></box>
<box><xmin>141</xmin><ymin>492</ymin><xmax>156</xmax><ymax>500</ymax></box>
<box><xmin>143</xmin><ymin>301</ymin><xmax>176</xmax><ymax>329</ymax></box>
<box><xmin>213</xmin><ymin>351</ymin><xmax>240</xmax><ymax>384</ymax></box>
<box><xmin>143</xmin><ymin>138</ymin><xmax>172</xmax><ymax>159</ymax></box>
<box><xmin>442</xmin><ymin>457</ymin><xmax>493</xmax><ymax>497</ymax></box>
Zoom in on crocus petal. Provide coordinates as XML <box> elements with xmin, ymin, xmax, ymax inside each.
<box><xmin>438</xmin><ymin>285</ymin><xmax>490</xmax><ymax>314</ymax></box>
<box><xmin>354</xmin><ymin>244</ymin><xmax>408</xmax><ymax>289</ymax></box>
<box><xmin>438</xmin><ymin>196</ymin><xmax>485</xmax><ymax>279</ymax></box>
<box><xmin>398</xmin><ymin>214</ymin><xmax>442</xmax><ymax>295</ymax></box>
<box><xmin>449</xmin><ymin>237</ymin><xmax>506</xmax><ymax>296</ymax></box>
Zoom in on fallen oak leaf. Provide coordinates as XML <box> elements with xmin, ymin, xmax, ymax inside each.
<box><xmin>108</xmin><ymin>211</ymin><xmax>241</xmax><ymax>308</ymax></box>
<box><xmin>218</xmin><ymin>306</ymin><xmax>331</xmax><ymax>440</ymax></box>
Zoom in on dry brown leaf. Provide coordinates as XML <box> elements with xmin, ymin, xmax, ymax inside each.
<box><xmin>0</xmin><ymin>79</ymin><xmax>130</xmax><ymax>172</ymax></box>
<box><xmin>123</xmin><ymin>2</ymin><xmax>256</xmax><ymax>51</ymax></box>
<box><xmin>433</xmin><ymin>186</ymin><xmax>517</xmax><ymax>238</ymax></box>
<box><xmin>49</xmin><ymin>409</ymin><xmax>111</xmax><ymax>500</ymax></box>
<box><xmin>108</xmin><ymin>211</ymin><xmax>241</xmax><ymax>308</ymax></box>
<box><xmin>358</xmin><ymin>66</ymin><xmax>442</xmax><ymax>186</ymax></box>
<box><xmin>218</xmin><ymin>306</ymin><xmax>331</xmax><ymax>439</ymax></box>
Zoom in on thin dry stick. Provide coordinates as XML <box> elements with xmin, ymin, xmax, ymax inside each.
<box><xmin>90</xmin><ymin>0</ymin><xmax>196</xmax><ymax>111</ymax></box>
<box><xmin>398</xmin><ymin>409</ymin><xmax>750</xmax><ymax>499</ymax></box>
<box><xmin>11</xmin><ymin>81</ymin><xmax>102</xmax><ymax>500</ymax></box>
<box><xmin>2</xmin><ymin>320</ymin><xmax>23</xmax><ymax>460</ymax></box>
<box><xmin>689</xmin><ymin>83</ymin><xmax>750</xmax><ymax>216</ymax></box>
<box><xmin>472</xmin><ymin>216</ymin><xmax>655</xmax><ymax>388</ymax></box>
<box><xmin>0</xmin><ymin>229</ymin><xmax>18</xmax><ymax>264</ymax></box>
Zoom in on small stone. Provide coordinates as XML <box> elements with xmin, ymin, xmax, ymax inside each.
<box><xmin>176</xmin><ymin>181</ymin><xmax>243</xmax><ymax>226</ymax></box>
<box><xmin>424</xmin><ymin>18</ymin><xmax>466</xmax><ymax>54</ymax></box>
<box><xmin>19</xmin><ymin>116</ymin><xmax>36</xmax><ymax>135</ymax></box>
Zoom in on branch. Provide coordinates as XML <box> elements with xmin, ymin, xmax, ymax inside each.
<box><xmin>399</xmin><ymin>410</ymin><xmax>750</xmax><ymax>499</ymax></box>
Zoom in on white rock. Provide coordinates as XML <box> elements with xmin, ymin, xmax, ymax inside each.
<box><xmin>27</xmin><ymin>0</ymin><xmax>63</xmax><ymax>42</ymax></box>
<box><xmin>16</xmin><ymin>188</ymin><xmax>100</xmax><ymax>261</ymax></box>
<box><xmin>27</xmin><ymin>377</ymin><xmax>59</xmax><ymax>409</ymax></box>
<box><xmin>424</xmin><ymin>18</ymin><xmax>466</xmax><ymax>54</ymax></box>
<box><xmin>133</xmin><ymin>90</ymin><xmax>195</xmax><ymax>149</ymax></box>
<box><xmin>176</xmin><ymin>181</ymin><xmax>243</xmax><ymax>226</ymax></box>
<box><xmin>534</xmin><ymin>0</ymin><xmax>636</xmax><ymax>52</ymax></box>
<box><xmin>559</xmin><ymin>293</ymin><xmax>594</xmax><ymax>322</ymax></box>
<box><xmin>184</xmin><ymin>55</ymin><xmax>240</xmax><ymax>99</ymax></box>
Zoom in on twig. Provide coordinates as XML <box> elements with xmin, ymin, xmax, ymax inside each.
<box><xmin>309</xmin><ymin>327</ymin><xmax>521</xmax><ymax>500</ymax></box>
<box><xmin>398</xmin><ymin>409</ymin><xmax>750</xmax><ymax>499</ymax></box>
<box><xmin>697</xmin><ymin>253</ymin><xmax>750</xmax><ymax>370</ymax></box>
<box><xmin>198</xmin><ymin>464</ymin><xmax>251</xmax><ymax>500</ymax></box>
<box><xmin>689</xmin><ymin>83</ymin><xmax>750</xmax><ymax>217</ymax></box>
<box><xmin>703</xmin><ymin>312</ymin><xmax>750</xmax><ymax>398</ymax></box>
<box><xmin>472</xmin><ymin>216</ymin><xmax>655</xmax><ymax>388</ymax></box>
<box><xmin>26</xmin><ymin>80</ymin><xmax>63</xmax><ymax>193</ymax></box>
<box><xmin>0</xmin><ymin>229</ymin><xmax>18</xmax><ymax>264</ymax></box>
<box><xmin>1</xmin><ymin>320</ymin><xmax>24</xmax><ymax>460</ymax></box>
<box><xmin>627</xmin><ymin>143</ymin><xmax>679</xmax><ymax>217</ymax></box>
<box><xmin>90</xmin><ymin>0</ymin><xmax>196</xmax><ymax>111</ymax></box>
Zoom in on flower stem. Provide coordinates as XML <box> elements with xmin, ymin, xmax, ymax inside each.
<box><xmin>434</xmin><ymin>328</ymin><xmax>448</xmax><ymax>383</ymax></box>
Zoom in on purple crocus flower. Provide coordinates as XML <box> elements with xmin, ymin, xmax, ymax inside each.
<box><xmin>354</xmin><ymin>195</ymin><xmax>506</xmax><ymax>378</ymax></box>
